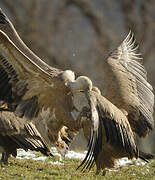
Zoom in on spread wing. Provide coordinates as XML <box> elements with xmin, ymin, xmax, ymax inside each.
<box><xmin>78</xmin><ymin>91</ymin><xmax>138</xmax><ymax>171</ymax></box>
<box><xmin>0</xmin><ymin>29</ymin><xmax>64</xmax><ymax>116</ymax></box>
<box><xmin>0</xmin><ymin>30</ymin><xmax>74</xmax><ymax>150</ymax></box>
<box><xmin>103</xmin><ymin>32</ymin><xmax>154</xmax><ymax>137</ymax></box>
<box><xmin>0</xmin><ymin>111</ymin><xmax>51</xmax><ymax>155</ymax></box>
<box><xmin>0</xmin><ymin>8</ymin><xmax>60</xmax><ymax>76</ymax></box>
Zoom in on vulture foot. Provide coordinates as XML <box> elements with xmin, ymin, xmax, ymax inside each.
<box><xmin>102</xmin><ymin>170</ymin><xmax>106</xmax><ymax>176</ymax></box>
<box><xmin>95</xmin><ymin>168</ymin><xmax>106</xmax><ymax>176</ymax></box>
<box><xmin>1</xmin><ymin>152</ymin><xmax>9</xmax><ymax>165</ymax></box>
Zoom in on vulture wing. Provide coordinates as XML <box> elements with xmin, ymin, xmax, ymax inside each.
<box><xmin>0</xmin><ymin>111</ymin><xmax>51</xmax><ymax>156</ymax></box>
<box><xmin>78</xmin><ymin>91</ymin><xmax>138</xmax><ymax>171</ymax></box>
<box><xmin>103</xmin><ymin>32</ymin><xmax>154</xmax><ymax>137</ymax></box>
<box><xmin>0</xmin><ymin>29</ymin><xmax>59</xmax><ymax>107</ymax></box>
<box><xmin>0</xmin><ymin>30</ymin><xmax>74</xmax><ymax>150</ymax></box>
<box><xmin>0</xmin><ymin>8</ymin><xmax>59</xmax><ymax>76</ymax></box>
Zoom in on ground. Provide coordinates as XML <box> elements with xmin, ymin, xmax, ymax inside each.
<box><xmin>0</xmin><ymin>149</ymin><xmax>154</xmax><ymax>180</ymax></box>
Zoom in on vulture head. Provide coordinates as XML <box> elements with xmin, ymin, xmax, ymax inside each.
<box><xmin>61</xmin><ymin>70</ymin><xmax>75</xmax><ymax>84</ymax></box>
<box><xmin>68</xmin><ymin>76</ymin><xmax>93</xmax><ymax>93</ymax></box>
<box><xmin>62</xmin><ymin>70</ymin><xmax>93</xmax><ymax>93</ymax></box>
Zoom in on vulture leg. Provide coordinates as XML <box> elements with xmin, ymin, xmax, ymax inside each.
<box><xmin>59</xmin><ymin>126</ymin><xmax>77</xmax><ymax>148</ymax></box>
<box><xmin>1</xmin><ymin>152</ymin><xmax>9</xmax><ymax>165</ymax></box>
<box><xmin>95</xmin><ymin>168</ymin><xmax>106</xmax><ymax>176</ymax></box>
<box><xmin>96</xmin><ymin>170</ymin><xmax>100</xmax><ymax>175</ymax></box>
<box><xmin>102</xmin><ymin>170</ymin><xmax>106</xmax><ymax>176</ymax></box>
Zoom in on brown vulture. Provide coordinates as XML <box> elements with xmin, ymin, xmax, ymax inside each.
<box><xmin>0</xmin><ymin>9</ymin><xmax>154</xmax><ymax>175</ymax></box>
<box><xmin>0</xmin><ymin>110</ymin><xmax>52</xmax><ymax>164</ymax></box>
<box><xmin>65</xmin><ymin>33</ymin><xmax>154</xmax><ymax>175</ymax></box>
<box><xmin>0</xmin><ymin>9</ymin><xmax>79</xmax><ymax>156</ymax></box>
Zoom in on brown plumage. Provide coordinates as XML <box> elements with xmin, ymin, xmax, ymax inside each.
<box><xmin>0</xmin><ymin>9</ymin><xmax>153</xmax><ymax>175</ymax></box>
<box><xmin>66</xmin><ymin>76</ymin><xmax>138</xmax><ymax>175</ymax></box>
<box><xmin>0</xmin><ymin>9</ymin><xmax>79</xmax><ymax>155</ymax></box>
<box><xmin>0</xmin><ymin>8</ymin><xmax>60</xmax><ymax>76</ymax></box>
<box><xmin>103</xmin><ymin>32</ymin><xmax>154</xmax><ymax>137</ymax></box>
<box><xmin>0</xmin><ymin>111</ymin><xmax>52</xmax><ymax>164</ymax></box>
<box><xmin>65</xmin><ymin>33</ymin><xmax>154</xmax><ymax>175</ymax></box>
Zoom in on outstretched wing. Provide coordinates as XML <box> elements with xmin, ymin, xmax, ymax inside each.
<box><xmin>0</xmin><ymin>29</ymin><xmax>65</xmax><ymax>116</ymax></box>
<box><xmin>78</xmin><ymin>91</ymin><xmax>138</xmax><ymax>171</ymax></box>
<box><xmin>0</xmin><ymin>8</ymin><xmax>60</xmax><ymax>76</ymax></box>
<box><xmin>0</xmin><ymin>30</ymin><xmax>75</xmax><ymax>150</ymax></box>
<box><xmin>103</xmin><ymin>32</ymin><xmax>154</xmax><ymax>137</ymax></box>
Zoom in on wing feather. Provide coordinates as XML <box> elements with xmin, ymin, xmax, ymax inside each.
<box><xmin>104</xmin><ymin>31</ymin><xmax>154</xmax><ymax>137</ymax></box>
<box><xmin>78</xmin><ymin>91</ymin><xmax>138</xmax><ymax>171</ymax></box>
<box><xmin>0</xmin><ymin>9</ymin><xmax>61</xmax><ymax>77</ymax></box>
<box><xmin>77</xmin><ymin>92</ymin><xmax>102</xmax><ymax>171</ymax></box>
<box><xmin>0</xmin><ymin>31</ymin><xmax>66</xmax><ymax>122</ymax></box>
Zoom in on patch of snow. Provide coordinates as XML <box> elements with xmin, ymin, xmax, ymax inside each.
<box><xmin>116</xmin><ymin>157</ymin><xmax>133</xmax><ymax>167</ymax></box>
<box><xmin>116</xmin><ymin>157</ymin><xmax>147</xmax><ymax>167</ymax></box>
<box><xmin>135</xmin><ymin>159</ymin><xmax>147</xmax><ymax>166</ymax></box>
<box><xmin>17</xmin><ymin>149</ymin><xmax>48</xmax><ymax>162</ymax></box>
<box><xmin>16</xmin><ymin>149</ymin><xmax>148</xmax><ymax>168</ymax></box>
<box><xmin>16</xmin><ymin>148</ymin><xmax>86</xmax><ymax>162</ymax></box>
<box><xmin>17</xmin><ymin>150</ymin><xmax>36</xmax><ymax>159</ymax></box>
<box><xmin>49</xmin><ymin>161</ymin><xmax>64</xmax><ymax>165</ymax></box>
<box><xmin>65</xmin><ymin>150</ymin><xmax>86</xmax><ymax>159</ymax></box>
<box><xmin>33</xmin><ymin>156</ymin><xmax>47</xmax><ymax>161</ymax></box>
<box><xmin>51</xmin><ymin>147</ymin><xmax>86</xmax><ymax>160</ymax></box>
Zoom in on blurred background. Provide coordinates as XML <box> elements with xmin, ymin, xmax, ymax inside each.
<box><xmin>0</xmin><ymin>0</ymin><xmax>154</xmax><ymax>153</ymax></box>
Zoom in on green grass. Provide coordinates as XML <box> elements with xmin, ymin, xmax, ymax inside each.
<box><xmin>0</xmin><ymin>153</ymin><xmax>154</xmax><ymax>180</ymax></box>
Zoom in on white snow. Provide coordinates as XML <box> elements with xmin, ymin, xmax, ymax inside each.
<box><xmin>49</xmin><ymin>161</ymin><xmax>64</xmax><ymax>165</ymax></box>
<box><xmin>115</xmin><ymin>157</ymin><xmax>147</xmax><ymax>167</ymax></box>
<box><xmin>65</xmin><ymin>150</ymin><xmax>87</xmax><ymax>159</ymax></box>
<box><xmin>16</xmin><ymin>148</ymin><xmax>86</xmax><ymax>165</ymax></box>
<box><xmin>16</xmin><ymin>148</ymin><xmax>147</xmax><ymax>167</ymax></box>
<box><xmin>16</xmin><ymin>149</ymin><xmax>48</xmax><ymax>162</ymax></box>
<box><xmin>116</xmin><ymin>157</ymin><xmax>133</xmax><ymax>167</ymax></box>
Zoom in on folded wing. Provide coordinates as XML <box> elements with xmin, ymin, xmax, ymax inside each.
<box><xmin>78</xmin><ymin>91</ymin><xmax>138</xmax><ymax>171</ymax></box>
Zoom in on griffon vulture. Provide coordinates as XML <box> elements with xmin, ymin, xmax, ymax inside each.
<box><xmin>0</xmin><ymin>9</ymin><xmax>79</xmax><ymax>155</ymax></box>
<box><xmin>64</xmin><ymin>33</ymin><xmax>154</xmax><ymax>175</ymax></box>
<box><xmin>0</xmin><ymin>110</ymin><xmax>52</xmax><ymax>164</ymax></box>
<box><xmin>0</xmin><ymin>9</ymin><xmax>154</xmax><ymax>175</ymax></box>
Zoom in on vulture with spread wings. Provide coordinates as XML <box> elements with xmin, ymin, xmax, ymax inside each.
<box><xmin>0</xmin><ymin>9</ymin><xmax>154</xmax><ymax>175</ymax></box>
<box><xmin>0</xmin><ymin>9</ymin><xmax>78</xmax><ymax>155</ymax></box>
<box><xmin>66</xmin><ymin>33</ymin><xmax>154</xmax><ymax>175</ymax></box>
